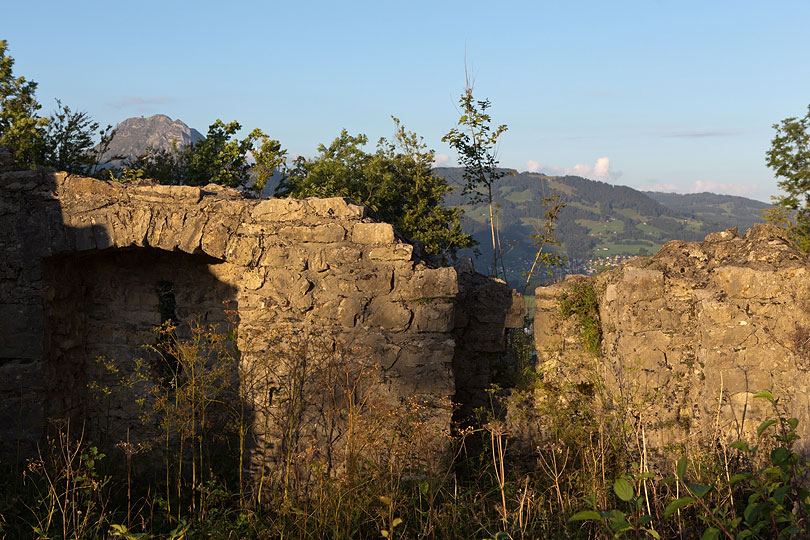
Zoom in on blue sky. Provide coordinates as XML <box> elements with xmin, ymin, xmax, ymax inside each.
<box><xmin>4</xmin><ymin>1</ymin><xmax>809</xmax><ymax>202</ymax></box>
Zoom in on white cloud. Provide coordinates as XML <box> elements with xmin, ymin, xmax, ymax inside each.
<box><xmin>569</xmin><ymin>163</ymin><xmax>593</xmax><ymax>177</ymax></box>
<box><xmin>433</xmin><ymin>153</ymin><xmax>451</xmax><ymax>167</ymax></box>
<box><xmin>593</xmin><ymin>157</ymin><xmax>611</xmax><ymax>179</ymax></box>
<box><xmin>524</xmin><ymin>156</ymin><xmax>621</xmax><ymax>182</ymax></box>
<box><xmin>566</xmin><ymin>157</ymin><xmax>621</xmax><ymax>182</ymax></box>
<box><xmin>525</xmin><ymin>160</ymin><xmax>563</xmax><ymax>175</ymax></box>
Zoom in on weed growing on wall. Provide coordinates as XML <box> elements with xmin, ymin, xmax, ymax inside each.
<box><xmin>559</xmin><ymin>279</ymin><xmax>603</xmax><ymax>356</ymax></box>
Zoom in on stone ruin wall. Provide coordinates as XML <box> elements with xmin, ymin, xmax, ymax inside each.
<box><xmin>535</xmin><ymin>224</ymin><xmax>810</xmax><ymax>454</ymax></box>
<box><xmin>0</xmin><ymin>148</ymin><xmax>523</xmax><ymax>465</ymax></box>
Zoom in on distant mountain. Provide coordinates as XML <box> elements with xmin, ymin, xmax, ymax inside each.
<box><xmin>435</xmin><ymin>168</ymin><xmax>773</xmax><ymax>287</ymax></box>
<box><xmin>103</xmin><ymin>114</ymin><xmax>204</xmax><ymax>163</ymax></box>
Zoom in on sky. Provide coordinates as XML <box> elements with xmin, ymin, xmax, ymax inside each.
<box><xmin>3</xmin><ymin>1</ymin><xmax>809</xmax><ymax>203</ymax></box>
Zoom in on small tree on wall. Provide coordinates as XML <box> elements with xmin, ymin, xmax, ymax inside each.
<box><xmin>443</xmin><ymin>70</ymin><xmax>508</xmax><ymax>279</ymax></box>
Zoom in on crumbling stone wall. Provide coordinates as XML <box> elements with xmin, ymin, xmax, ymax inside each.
<box><xmin>535</xmin><ymin>225</ymin><xmax>810</xmax><ymax>453</ymax></box>
<box><xmin>0</xmin><ymin>149</ymin><xmax>522</xmax><ymax>466</ymax></box>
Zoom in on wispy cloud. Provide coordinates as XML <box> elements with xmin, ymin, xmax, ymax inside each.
<box><xmin>644</xmin><ymin>182</ymin><xmax>681</xmax><ymax>192</ymax></box>
<box><xmin>659</xmin><ymin>129</ymin><xmax>740</xmax><ymax>138</ymax></box>
<box><xmin>692</xmin><ymin>180</ymin><xmax>758</xmax><ymax>196</ymax></box>
<box><xmin>107</xmin><ymin>96</ymin><xmax>174</xmax><ymax>110</ymax></box>
<box><xmin>642</xmin><ymin>180</ymin><xmax>759</xmax><ymax>197</ymax></box>
<box><xmin>526</xmin><ymin>156</ymin><xmax>622</xmax><ymax>182</ymax></box>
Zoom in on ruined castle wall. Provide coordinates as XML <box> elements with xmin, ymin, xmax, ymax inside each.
<box><xmin>0</xmin><ymin>154</ymin><xmax>522</xmax><ymax>465</ymax></box>
<box><xmin>535</xmin><ymin>225</ymin><xmax>810</xmax><ymax>452</ymax></box>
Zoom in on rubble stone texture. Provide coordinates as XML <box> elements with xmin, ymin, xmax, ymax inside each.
<box><xmin>0</xmin><ymin>149</ymin><xmax>523</xmax><ymax>466</ymax></box>
<box><xmin>535</xmin><ymin>225</ymin><xmax>810</xmax><ymax>454</ymax></box>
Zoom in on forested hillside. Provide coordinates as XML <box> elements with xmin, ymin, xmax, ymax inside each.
<box><xmin>437</xmin><ymin>168</ymin><xmax>771</xmax><ymax>287</ymax></box>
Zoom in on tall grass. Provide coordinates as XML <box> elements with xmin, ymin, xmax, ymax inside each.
<box><xmin>2</xmin><ymin>321</ymin><xmax>808</xmax><ymax>539</ymax></box>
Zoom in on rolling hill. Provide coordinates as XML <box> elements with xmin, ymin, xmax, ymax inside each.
<box><xmin>436</xmin><ymin>168</ymin><xmax>772</xmax><ymax>288</ymax></box>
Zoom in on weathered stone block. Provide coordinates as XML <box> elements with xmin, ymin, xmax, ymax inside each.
<box><xmin>411</xmin><ymin>301</ymin><xmax>455</xmax><ymax>332</ymax></box>
<box><xmin>365</xmin><ymin>297</ymin><xmax>412</xmax><ymax>331</ymax></box>
<box><xmin>308</xmin><ymin>249</ymin><xmax>329</xmax><ymax>272</ymax></box>
<box><xmin>618</xmin><ymin>267</ymin><xmax>664</xmax><ymax>302</ymax></box>
<box><xmin>537</xmin><ymin>224</ymin><xmax>810</xmax><ymax>455</ymax></box>
<box><xmin>252</xmin><ymin>198</ymin><xmax>307</xmax><ymax>221</ymax></box>
<box><xmin>338</xmin><ymin>296</ymin><xmax>365</xmax><ymax>328</ymax></box>
<box><xmin>307</xmin><ymin>197</ymin><xmax>367</xmax><ymax>219</ymax></box>
<box><xmin>352</xmin><ymin>222</ymin><xmax>394</xmax><ymax>245</ymax></box>
<box><xmin>396</xmin><ymin>267</ymin><xmax>458</xmax><ymax>300</ymax></box>
<box><xmin>356</xmin><ymin>266</ymin><xmax>393</xmax><ymax>295</ymax></box>
<box><xmin>177</xmin><ymin>213</ymin><xmax>206</xmax><ymax>253</ymax></box>
<box><xmin>226</xmin><ymin>235</ymin><xmax>262</xmax><ymax>267</ymax></box>
<box><xmin>325</xmin><ymin>246</ymin><xmax>363</xmax><ymax>265</ymax></box>
<box><xmin>279</xmin><ymin>224</ymin><xmax>346</xmax><ymax>243</ymax></box>
<box><xmin>1</xmin><ymin>164</ymin><xmax>523</xmax><ymax>472</ymax></box>
<box><xmin>132</xmin><ymin>184</ymin><xmax>202</xmax><ymax>203</ymax></box>
<box><xmin>242</xmin><ymin>267</ymin><xmax>267</xmax><ymax>290</ymax></box>
<box><xmin>368</xmin><ymin>243</ymin><xmax>413</xmax><ymax>261</ymax></box>
<box><xmin>0</xmin><ymin>303</ymin><xmax>44</xmax><ymax>358</ymax></box>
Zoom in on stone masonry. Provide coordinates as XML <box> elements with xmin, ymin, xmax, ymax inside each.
<box><xmin>0</xmin><ymin>148</ymin><xmax>523</xmax><ymax>465</ymax></box>
<box><xmin>535</xmin><ymin>225</ymin><xmax>810</xmax><ymax>454</ymax></box>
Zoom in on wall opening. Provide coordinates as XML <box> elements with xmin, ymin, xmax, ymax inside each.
<box><xmin>43</xmin><ymin>247</ymin><xmax>239</xmax><ymax>443</ymax></box>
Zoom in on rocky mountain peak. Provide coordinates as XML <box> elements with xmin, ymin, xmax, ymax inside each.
<box><xmin>103</xmin><ymin>114</ymin><xmax>204</xmax><ymax>163</ymax></box>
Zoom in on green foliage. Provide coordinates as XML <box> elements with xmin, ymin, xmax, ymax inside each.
<box><xmin>762</xmin><ymin>206</ymin><xmax>810</xmax><ymax>254</ymax></box>
<box><xmin>0</xmin><ymin>39</ymin><xmax>47</xmax><ymax>168</ymax></box>
<box><xmin>670</xmin><ymin>391</ymin><xmax>810</xmax><ymax>539</ymax></box>
<box><xmin>20</xmin><ymin>423</ymin><xmax>113</xmax><ymax>540</ymax></box>
<box><xmin>9</xmin><ymin>320</ymin><xmax>810</xmax><ymax>540</ymax></box>
<box><xmin>276</xmin><ymin>117</ymin><xmax>473</xmax><ymax>258</ymax></box>
<box><xmin>122</xmin><ymin>145</ymin><xmax>184</xmax><ymax>185</ymax></box>
<box><xmin>42</xmin><ymin>99</ymin><xmax>117</xmax><ymax>176</ymax></box>
<box><xmin>573</xmin><ymin>391</ymin><xmax>810</xmax><ymax>540</ymax></box>
<box><xmin>766</xmin><ymin>104</ymin><xmax>810</xmax><ymax>252</ymax></box>
<box><xmin>558</xmin><ymin>280</ymin><xmax>603</xmax><ymax>356</ymax></box>
<box><xmin>442</xmin><ymin>75</ymin><xmax>509</xmax><ymax>277</ymax></box>
<box><xmin>0</xmin><ymin>41</ymin><xmax>119</xmax><ymax>176</ymax></box>
<box><xmin>250</xmin><ymin>132</ymin><xmax>287</xmax><ymax>194</ymax></box>
<box><xmin>571</xmin><ymin>471</ymin><xmax>662</xmax><ymax>539</ymax></box>
<box><xmin>184</xmin><ymin>120</ymin><xmax>259</xmax><ymax>188</ymax></box>
<box><xmin>125</xmin><ymin>120</ymin><xmax>286</xmax><ymax>192</ymax></box>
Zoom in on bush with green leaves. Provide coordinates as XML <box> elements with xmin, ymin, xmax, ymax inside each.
<box><xmin>571</xmin><ymin>389</ymin><xmax>810</xmax><ymax>540</ymax></box>
<box><xmin>277</xmin><ymin>117</ymin><xmax>473</xmax><ymax>259</ymax></box>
